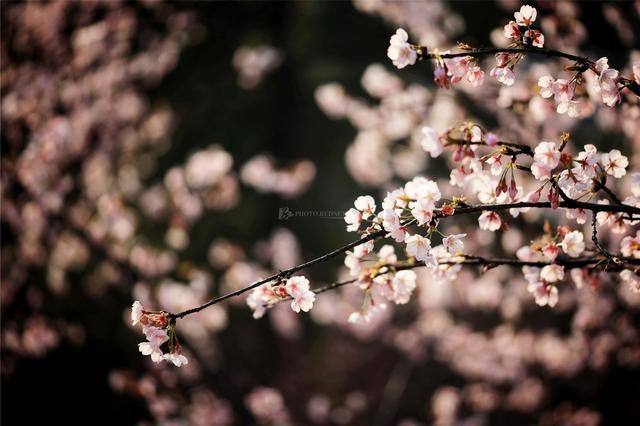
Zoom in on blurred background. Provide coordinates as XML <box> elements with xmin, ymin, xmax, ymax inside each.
<box><xmin>2</xmin><ymin>1</ymin><xmax>640</xmax><ymax>425</ymax></box>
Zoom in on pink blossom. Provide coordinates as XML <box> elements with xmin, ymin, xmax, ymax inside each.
<box><xmin>538</xmin><ymin>76</ymin><xmax>554</xmax><ymax>98</ymax></box>
<box><xmin>556</xmin><ymin>100</ymin><xmax>580</xmax><ymax>117</ymax></box>
<box><xmin>290</xmin><ymin>290</ymin><xmax>316</xmax><ymax>313</ymax></box>
<box><xmin>443</xmin><ymin>233</ymin><xmax>466</xmax><ymax>254</ymax></box>
<box><xmin>600</xmin><ymin>149</ymin><xmax>628</xmax><ymax>178</ymax></box>
<box><xmin>494</xmin><ymin>53</ymin><xmax>512</xmax><ymax>67</ymax></box>
<box><xmin>138</xmin><ymin>341</ymin><xmax>164</xmax><ymax>363</ymax></box>
<box><xmin>478</xmin><ymin>211</ymin><xmax>501</xmax><ymax>231</ymax></box>
<box><xmin>524</xmin><ymin>29</ymin><xmax>544</xmax><ymax>47</ymax></box>
<box><xmin>131</xmin><ymin>301</ymin><xmax>144</xmax><ymax>326</ymax></box>
<box><xmin>143</xmin><ymin>326</ymin><xmax>169</xmax><ymax>347</ymax></box>
<box><xmin>620</xmin><ymin>270</ymin><xmax>640</xmax><ymax>293</ymax></box>
<box><xmin>164</xmin><ymin>352</ymin><xmax>189</xmax><ymax>367</ymax></box>
<box><xmin>533</xmin><ymin>141</ymin><xmax>560</xmax><ymax>169</ymax></box>
<box><xmin>381</xmin><ymin>208</ymin><xmax>406</xmax><ymax>242</ymax></box>
<box><xmin>551</xmin><ymin>79</ymin><xmax>573</xmax><ymax>102</ymax></box>
<box><xmin>391</xmin><ymin>270</ymin><xmax>417</xmax><ymax>304</ymax></box>
<box><xmin>411</xmin><ymin>202</ymin><xmax>434</xmax><ymax>225</ymax></box>
<box><xmin>542</xmin><ymin>243</ymin><xmax>560</xmax><ymax>261</ymax></box>
<box><xmin>503</xmin><ymin>21</ymin><xmax>520</xmax><ymax>39</ymax></box>
<box><xmin>620</xmin><ymin>231</ymin><xmax>640</xmax><ymax>258</ymax></box>
<box><xmin>485</xmin><ymin>132</ymin><xmax>499</xmax><ymax>147</ymax></box>
<box><xmin>405</xmin><ymin>234</ymin><xmax>432</xmax><ymax>262</ymax></box>
<box><xmin>528</xmin><ymin>281</ymin><xmax>558</xmax><ymax>307</ymax></box>
<box><xmin>490</xmin><ymin>66</ymin><xmax>515</xmax><ymax>86</ymax></box>
<box><xmin>560</xmin><ymin>231</ymin><xmax>585</xmax><ymax>257</ymax></box>
<box><xmin>344</xmin><ymin>208</ymin><xmax>362</xmax><ymax>232</ymax></box>
<box><xmin>354</xmin><ymin>195</ymin><xmax>376</xmax><ymax>218</ymax></box>
<box><xmin>421</xmin><ymin>127</ymin><xmax>444</xmax><ymax>158</ymax></box>
<box><xmin>433</xmin><ymin>66</ymin><xmax>450</xmax><ymax>89</ymax></box>
<box><xmin>514</xmin><ymin>5</ymin><xmax>537</xmax><ymax>26</ymax></box>
<box><xmin>387</xmin><ymin>28</ymin><xmax>417</xmax><ymax>69</ymax></box>
<box><xmin>466</xmin><ymin>66</ymin><xmax>485</xmax><ymax>87</ymax></box>
<box><xmin>541</xmin><ymin>264</ymin><xmax>564</xmax><ymax>282</ymax></box>
<box><xmin>444</xmin><ymin>57</ymin><xmax>471</xmax><ymax>84</ymax></box>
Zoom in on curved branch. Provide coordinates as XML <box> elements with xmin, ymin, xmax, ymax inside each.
<box><xmin>170</xmin><ymin>199</ymin><xmax>640</xmax><ymax>319</ymax></box>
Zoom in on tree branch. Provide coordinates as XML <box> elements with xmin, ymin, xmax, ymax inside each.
<box><xmin>169</xmin><ymin>199</ymin><xmax>640</xmax><ymax>319</ymax></box>
<box><xmin>418</xmin><ymin>46</ymin><xmax>640</xmax><ymax>97</ymax></box>
<box><xmin>264</xmin><ymin>253</ymin><xmax>640</xmax><ymax>310</ymax></box>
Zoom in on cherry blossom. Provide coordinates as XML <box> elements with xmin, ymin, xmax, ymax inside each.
<box><xmin>560</xmin><ymin>231</ymin><xmax>585</xmax><ymax>257</ymax></box>
<box><xmin>620</xmin><ymin>270</ymin><xmax>640</xmax><ymax>293</ymax></box>
<box><xmin>138</xmin><ymin>341</ymin><xmax>165</xmax><ymax>363</ymax></box>
<box><xmin>503</xmin><ymin>21</ymin><xmax>520</xmax><ymax>40</ymax></box>
<box><xmin>478</xmin><ymin>211</ymin><xmax>502</xmax><ymax>231</ymax></box>
<box><xmin>620</xmin><ymin>232</ymin><xmax>640</xmax><ymax>258</ymax></box>
<box><xmin>600</xmin><ymin>150</ymin><xmax>628</xmax><ymax>178</ymax></box>
<box><xmin>466</xmin><ymin>66</ymin><xmax>485</xmax><ymax>87</ymax></box>
<box><xmin>528</xmin><ymin>281</ymin><xmax>559</xmax><ymax>307</ymax></box>
<box><xmin>490</xmin><ymin>66</ymin><xmax>515</xmax><ymax>86</ymax></box>
<box><xmin>421</xmin><ymin>127</ymin><xmax>444</xmax><ymax>158</ymax></box>
<box><xmin>433</xmin><ymin>66</ymin><xmax>450</xmax><ymax>89</ymax></box>
<box><xmin>443</xmin><ymin>233</ymin><xmax>466</xmax><ymax>254</ymax></box>
<box><xmin>594</xmin><ymin>57</ymin><xmax>621</xmax><ymax>107</ymax></box>
<box><xmin>524</xmin><ymin>29</ymin><xmax>544</xmax><ymax>48</ymax></box>
<box><xmin>387</xmin><ymin>28</ymin><xmax>416</xmax><ymax>69</ymax></box>
<box><xmin>164</xmin><ymin>351</ymin><xmax>189</xmax><ymax>367</ymax></box>
<box><xmin>285</xmin><ymin>276</ymin><xmax>316</xmax><ymax>313</ymax></box>
<box><xmin>405</xmin><ymin>234</ymin><xmax>432</xmax><ymax>262</ymax></box>
<box><xmin>381</xmin><ymin>208</ymin><xmax>406</xmax><ymax>242</ymax></box>
<box><xmin>391</xmin><ymin>270</ymin><xmax>417</xmax><ymax>304</ymax></box>
<box><xmin>131</xmin><ymin>301</ymin><xmax>143</xmax><ymax>326</ymax></box>
<box><xmin>541</xmin><ymin>264</ymin><xmax>565</xmax><ymax>283</ymax></box>
<box><xmin>514</xmin><ymin>5</ymin><xmax>537</xmax><ymax>26</ymax></box>
<box><xmin>344</xmin><ymin>195</ymin><xmax>376</xmax><ymax>232</ymax></box>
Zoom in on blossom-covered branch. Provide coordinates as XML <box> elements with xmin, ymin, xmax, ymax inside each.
<box><xmin>127</xmin><ymin>3</ymin><xmax>640</xmax><ymax>369</ymax></box>
<box><xmin>388</xmin><ymin>4</ymin><xmax>640</xmax><ymax>116</ymax></box>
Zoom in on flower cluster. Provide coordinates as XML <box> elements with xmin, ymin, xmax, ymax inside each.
<box><xmin>344</xmin><ymin>244</ymin><xmax>420</xmax><ymax>324</ymax></box>
<box><xmin>537</xmin><ymin>56</ymin><xmax>623</xmax><ymax>116</ymax></box>
<box><xmin>433</xmin><ymin>55</ymin><xmax>485</xmax><ymax>89</ymax></box>
<box><xmin>131</xmin><ymin>301</ymin><xmax>188</xmax><ymax>367</ymax></box>
<box><xmin>490</xmin><ymin>5</ymin><xmax>544</xmax><ymax>87</ymax></box>
<box><xmin>340</xmin><ymin>177</ymin><xmax>473</xmax><ymax>321</ymax></box>
<box><xmin>503</xmin><ymin>5</ymin><xmax>544</xmax><ymax>48</ymax></box>
<box><xmin>246</xmin><ymin>276</ymin><xmax>316</xmax><ymax>319</ymax></box>
<box><xmin>516</xmin><ymin>230</ymin><xmax>585</xmax><ymax>308</ymax></box>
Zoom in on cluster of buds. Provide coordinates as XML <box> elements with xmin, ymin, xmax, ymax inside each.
<box><xmin>131</xmin><ymin>301</ymin><xmax>188</xmax><ymax>367</ymax></box>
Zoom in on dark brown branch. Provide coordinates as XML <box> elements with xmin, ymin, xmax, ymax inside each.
<box><xmin>263</xmin><ymin>253</ymin><xmax>640</xmax><ymax>310</ymax></box>
<box><xmin>446</xmin><ymin>137</ymin><xmax>534</xmax><ymax>156</ymax></box>
<box><xmin>170</xmin><ymin>199</ymin><xmax>640</xmax><ymax>319</ymax></box>
<box><xmin>419</xmin><ymin>46</ymin><xmax>640</xmax><ymax>98</ymax></box>
<box><xmin>169</xmin><ymin>223</ymin><xmax>407</xmax><ymax>319</ymax></box>
<box><xmin>590</xmin><ymin>212</ymin><xmax>620</xmax><ymax>264</ymax></box>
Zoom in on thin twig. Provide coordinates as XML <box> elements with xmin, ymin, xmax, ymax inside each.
<box><xmin>590</xmin><ymin>212</ymin><xmax>621</xmax><ymax>265</ymax></box>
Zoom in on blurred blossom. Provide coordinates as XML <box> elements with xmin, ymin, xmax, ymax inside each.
<box><xmin>245</xmin><ymin>387</ymin><xmax>291</xmax><ymax>425</ymax></box>
<box><xmin>241</xmin><ymin>155</ymin><xmax>316</xmax><ymax>198</ymax></box>
<box><xmin>232</xmin><ymin>45</ymin><xmax>283</xmax><ymax>90</ymax></box>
